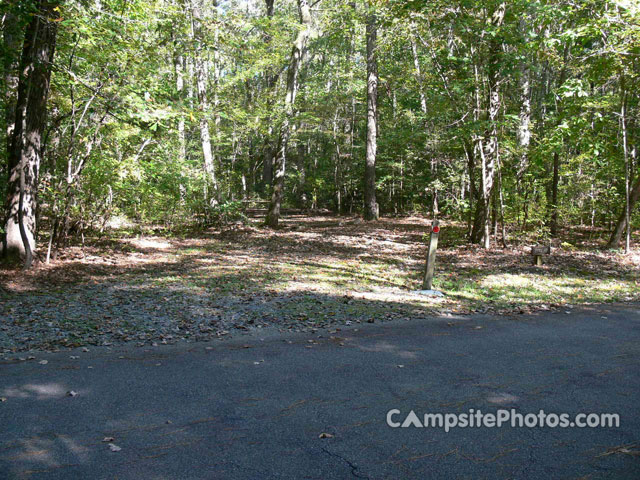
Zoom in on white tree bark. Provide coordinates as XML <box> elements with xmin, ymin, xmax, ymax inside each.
<box><xmin>190</xmin><ymin>0</ymin><xmax>217</xmax><ymax>198</ymax></box>
<box><xmin>410</xmin><ymin>26</ymin><xmax>437</xmax><ymax>215</ymax></box>
<box><xmin>363</xmin><ymin>7</ymin><xmax>379</xmax><ymax>221</ymax></box>
<box><xmin>517</xmin><ymin>19</ymin><xmax>531</xmax><ymax>179</ymax></box>
<box><xmin>266</xmin><ymin>0</ymin><xmax>315</xmax><ymax>227</ymax></box>
<box><xmin>3</xmin><ymin>1</ymin><xmax>59</xmax><ymax>261</ymax></box>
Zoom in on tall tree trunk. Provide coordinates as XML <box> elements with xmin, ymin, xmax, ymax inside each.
<box><xmin>332</xmin><ymin>109</ymin><xmax>342</xmax><ymax>213</ymax></box>
<box><xmin>497</xmin><ymin>152</ymin><xmax>507</xmax><ymax>247</ymax></box>
<box><xmin>363</xmin><ymin>7</ymin><xmax>379</xmax><ymax>221</ymax></box>
<box><xmin>260</xmin><ymin>0</ymin><xmax>277</xmax><ymax>193</ymax></box>
<box><xmin>517</xmin><ymin>64</ymin><xmax>531</xmax><ymax>179</ymax></box>
<box><xmin>410</xmin><ymin>27</ymin><xmax>436</xmax><ymax>216</ymax></box>
<box><xmin>2</xmin><ymin>7</ymin><xmax>21</xmax><ymax>257</ymax></box>
<box><xmin>516</xmin><ymin>18</ymin><xmax>531</xmax><ymax>180</ymax></box>
<box><xmin>621</xmin><ymin>77</ymin><xmax>631</xmax><ymax>253</ymax></box>
<box><xmin>266</xmin><ymin>0</ymin><xmax>313</xmax><ymax>228</ymax></box>
<box><xmin>469</xmin><ymin>57</ymin><xmax>483</xmax><ymax>243</ymax></box>
<box><xmin>190</xmin><ymin>0</ymin><xmax>217</xmax><ymax>200</ymax></box>
<box><xmin>3</xmin><ymin>0</ymin><xmax>59</xmax><ymax>261</ymax></box>
<box><xmin>547</xmin><ymin>45</ymin><xmax>570</xmax><ymax>238</ymax></box>
<box><xmin>549</xmin><ymin>151</ymin><xmax>560</xmax><ymax>236</ymax></box>
<box><xmin>265</xmin><ymin>0</ymin><xmax>274</xmax><ymax>16</ymax></box>
<box><xmin>174</xmin><ymin>50</ymin><xmax>187</xmax><ymax>203</ymax></box>
<box><xmin>211</xmin><ymin>0</ymin><xmax>221</xmax><ymax>184</ymax></box>
<box><xmin>176</xmin><ymin>55</ymin><xmax>186</xmax><ymax>161</ymax></box>
<box><xmin>463</xmin><ymin>141</ymin><xmax>477</xmax><ymax>237</ymax></box>
<box><xmin>471</xmin><ymin>4</ymin><xmax>505</xmax><ymax>247</ymax></box>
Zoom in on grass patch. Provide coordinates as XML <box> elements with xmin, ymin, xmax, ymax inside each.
<box><xmin>1</xmin><ymin>215</ymin><xmax>638</xmax><ymax>350</ymax></box>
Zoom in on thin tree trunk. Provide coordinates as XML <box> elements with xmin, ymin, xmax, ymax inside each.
<box><xmin>621</xmin><ymin>77</ymin><xmax>630</xmax><ymax>253</ymax></box>
<box><xmin>266</xmin><ymin>0</ymin><xmax>314</xmax><ymax>227</ymax></box>
<box><xmin>175</xmin><ymin>52</ymin><xmax>187</xmax><ymax>204</ymax></box>
<box><xmin>550</xmin><ymin>151</ymin><xmax>560</xmax><ymax>236</ymax></box>
<box><xmin>469</xmin><ymin>57</ymin><xmax>483</xmax><ymax>243</ymax></box>
<box><xmin>211</xmin><ymin>0</ymin><xmax>221</xmax><ymax>182</ymax></box>
<box><xmin>332</xmin><ymin>109</ymin><xmax>342</xmax><ymax>213</ymax></box>
<box><xmin>516</xmin><ymin>17</ymin><xmax>531</xmax><ymax>180</ymax></box>
<box><xmin>548</xmin><ymin>45</ymin><xmax>570</xmax><ymax>238</ymax></box>
<box><xmin>410</xmin><ymin>27</ymin><xmax>436</xmax><ymax>216</ymax></box>
<box><xmin>190</xmin><ymin>0</ymin><xmax>217</xmax><ymax>199</ymax></box>
<box><xmin>363</xmin><ymin>7</ymin><xmax>379</xmax><ymax>221</ymax></box>
<box><xmin>497</xmin><ymin>152</ymin><xmax>507</xmax><ymax>248</ymax></box>
<box><xmin>260</xmin><ymin>0</ymin><xmax>277</xmax><ymax>193</ymax></box>
<box><xmin>517</xmin><ymin>63</ymin><xmax>531</xmax><ymax>179</ymax></box>
<box><xmin>347</xmin><ymin>2</ymin><xmax>357</xmax><ymax>213</ymax></box>
<box><xmin>175</xmin><ymin>54</ymin><xmax>186</xmax><ymax>162</ymax></box>
<box><xmin>463</xmin><ymin>141</ymin><xmax>476</xmax><ymax>237</ymax></box>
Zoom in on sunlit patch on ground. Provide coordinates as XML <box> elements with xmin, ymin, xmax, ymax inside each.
<box><xmin>1</xmin><ymin>383</ymin><xmax>68</xmax><ymax>399</ymax></box>
<box><xmin>0</xmin><ymin>215</ymin><xmax>638</xmax><ymax>351</ymax></box>
<box><xmin>127</xmin><ymin>237</ymin><xmax>173</xmax><ymax>251</ymax></box>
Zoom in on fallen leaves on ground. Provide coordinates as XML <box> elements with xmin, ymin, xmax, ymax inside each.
<box><xmin>597</xmin><ymin>443</ymin><xmax>640</xmax><ymax>457</ymax></box>
<box><xmin>0</xmin><ymin>215</ymin><xmax>637</xmax><ymax>353</ymax></box>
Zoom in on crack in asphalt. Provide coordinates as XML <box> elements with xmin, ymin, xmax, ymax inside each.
<box><xmin>321</xmin><ymin>446</ymin><xmax>371</xmax><ymax>479</ymax></box>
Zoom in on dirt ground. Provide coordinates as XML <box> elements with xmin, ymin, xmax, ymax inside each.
<box><xmin>1</xmin><ymin>214</ymin><xmax>638</xmax><ymax>352</ymax></box>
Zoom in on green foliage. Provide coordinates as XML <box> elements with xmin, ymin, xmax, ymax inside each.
<box><xmin>1</xmin><ymin>0</ymin><xmax>638</xmax><ymax>245</ymax></box>
<box><xmin>205</xmin><ymin>200</ymin><xmax>247</xmax><ymax>228</ymax></box>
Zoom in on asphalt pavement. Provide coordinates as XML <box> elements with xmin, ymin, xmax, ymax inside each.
<box><xmin>1</xmin><ymin>304</ymin><xmax>639</xmax><ymax>479</ymax></box>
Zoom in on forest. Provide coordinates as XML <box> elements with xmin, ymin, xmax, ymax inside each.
<box><xmin>2</xmin><ymin>3</ymin><xmax>640</xmax><ymax>477</ymax></box>
<box><xmin>1</xmin><ymin>0</ymin><xmax>638</xmax><ymax>264</ymax></box>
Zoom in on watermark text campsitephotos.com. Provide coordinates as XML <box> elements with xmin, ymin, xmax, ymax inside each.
<box><xmin>386</xmin><ymin>409</ymin><xmax>620</xmax><ymax>432</ymax></box>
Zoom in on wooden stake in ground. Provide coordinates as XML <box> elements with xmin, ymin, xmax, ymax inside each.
<box><xmin>422</xmin><ymin>220</ymin><xmax>440</xmax><ymax>290</ymax></box>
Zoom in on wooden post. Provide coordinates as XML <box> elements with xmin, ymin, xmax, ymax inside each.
<box><xmin>422</xmin><ymin>219</ymin><xmax>440</xmax><ymax>290</ymax></box>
